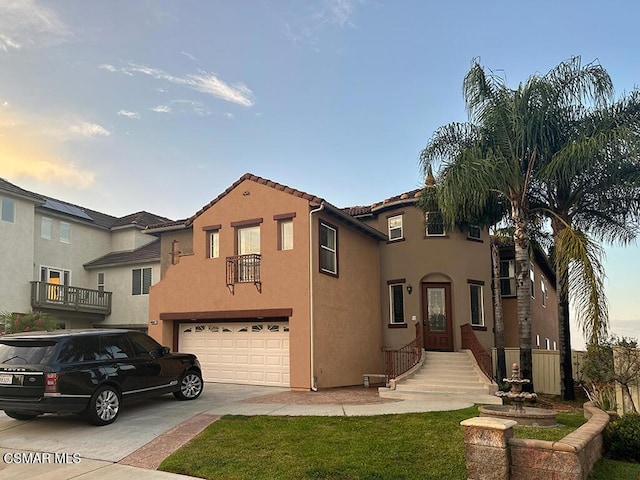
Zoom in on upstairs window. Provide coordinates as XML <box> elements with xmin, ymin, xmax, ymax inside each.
<box><xmin>388</xmin><ymin>215</ymin><xmax>403</xmax><ymax>241</ymax></box>
<box><xmin>468</xmin><ymin>225</ymin><xmax>481</xmax><ymax>240</ymax></box>
<box><xmin>132</xmin><ymin>267</ymin><xmax>152</xmax><ymax>295</ymax></box>
<box><xmin>41</xmin><ymin>217</ymin><xmax>53</xmax><ymax>240</ymax></box>
<box><xmin>499</xmin><ymin>260</ymin><xmax>516</xmax><ymax>297</ymax></box>
<box><xmin>319</xmin><ymin>222</ymin><xmax>338</xmax><ymax>275</ymax></box>
<box><xmin>280</xmin><ymin>219</ymin><xmax>293</xmax><ymax>250</ymax></box>
<box><xmin>425</xmin><ymin>212</ymin><xmax>445</xmax><ymax>236</ymax></box>
<box><xmin>541</xmin><ymin>277</ymin><xmax>548</xmax><ymax>307</ymax></box>
<box><xmin>469</xmin><ymin>283</ymin><xmax>484</xmax><ymax>326</ymax></box>
<box><xmin>209</xmin><ymin>231</ymin><xmax>220</xmax><ymax>258</ymax></box>
<box><xmin>389</xmin><ymin>283</ymin><xmax>405</xmax><ymax>324</ymax></box>
<box><xmin>530</xmin><ymin>262</ymin><xmax>535</xmax><ymax>298</ymax></box>
<box><xmin>1</xmin><ymin>197</ymin><xmax>15</xmax><ymax>223</ymax></box>
<box><xmin>60</xmin><ymin>221</ymin><xmax>71</xmax><ymax>243</ymax></box>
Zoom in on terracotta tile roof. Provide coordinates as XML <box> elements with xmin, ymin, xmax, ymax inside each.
<box><xmin>186</xmin><ymin>173</ymin><xmax>325</xmax><ymax>227</ymax></box>
<box><xmin>84</xmin><ymin>239</ymin><xmax>161</xmax><ymax>268</ymax></box>
<box><xmin>343</xmin><ymin>188</ymin><xmax>423</xmax><ymax>217</ymax></box>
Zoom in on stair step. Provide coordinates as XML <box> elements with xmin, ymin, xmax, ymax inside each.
<box><xmin>397</xmin><ymin>384</ymin><xmax>490</xmax><ymax>394</ymax></box>
<box><xmin>379</xmin><ymin>389</ymin><xmax>503</xmax><ymax>405</ymax></box>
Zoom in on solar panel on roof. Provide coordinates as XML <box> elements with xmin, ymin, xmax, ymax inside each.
<box><xmin>43</xmin><ymin>199</ymin><xmax>94</xmax><ymax>221</ymax></box>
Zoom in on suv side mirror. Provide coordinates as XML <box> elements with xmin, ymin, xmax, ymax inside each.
<box><xmin>150</xmin><ymin>346</ymin><xmax>170</xmax><ymax>359</ymax></box>
<box><xmin>161</xmin><ymin>346</ymin><xmax>171</xmax><ymax>356</ymax></box>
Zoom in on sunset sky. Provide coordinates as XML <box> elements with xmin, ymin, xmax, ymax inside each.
<box><xmin>1</xmin><ymin>0</ymin><xmax>639</xmax><ymax>348</ymax></box>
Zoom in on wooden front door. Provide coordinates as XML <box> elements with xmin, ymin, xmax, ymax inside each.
<box><xmin>422</xmin><ymin>283</ymin><xmax>453</xmax><ymax>351</ymax></box>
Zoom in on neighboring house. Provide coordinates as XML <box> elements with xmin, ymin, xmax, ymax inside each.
<box><xmin>0</xmin><ymin>178</ymin><xmax>170</xmax><ymax>330</ymax></box>
<box><xmin>496</xmin><ymin>238</ymin><xmax>559</xmax><ymax>351</ymax></box>
<box><xmin>147</xmin><ymin>173</ymin><xmax>530</xmax><ymax>390</ymax></box>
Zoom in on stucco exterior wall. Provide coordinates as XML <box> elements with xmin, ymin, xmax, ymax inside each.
<box><xmin>157</xmin><ymin>228</ymin><xmax>193</xmax><ymax>276</ymax></box>
<box><xmin>360</xmin><ymin>203</ymin><xmax>495</xmax><ymax>353</ymax></box>
<box><xmin>311</xmin><ymin>213</ymin><xmax>382</xmax><ymax>388</ymax></box>
<box><xmin>33</xmin><ymin>211</ymin><xmax>112</xmax><ymax>289</ymax></box>
<box><xmin>0</xmin><ymin>195</ymin><xmax>37</xmax><ymax>314</ymax></box>
<box><xmin>111</xmin><ymin>228</ymin><xmax>156</xmax><ymax>252</ymax></box>
<box><xmin>148</xmin><ymin>179</ymin><xmax>314</xmax><ymax>389</ymax></box>
<box><xmin>102</xmin><ymin>261</ymin><xmax>159</xmax><ymax>328</ymax></box>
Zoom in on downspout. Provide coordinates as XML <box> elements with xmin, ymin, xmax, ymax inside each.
<box><xmin>308</xmin><ymin>202</ymin><xmax>325</xmax><ymax>391</ymax></box>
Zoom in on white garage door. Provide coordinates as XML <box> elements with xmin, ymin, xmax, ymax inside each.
<box><xmin>178</xmin><ymin>321</ymin><xmax>290</xmax><ymax>386</ymax></box>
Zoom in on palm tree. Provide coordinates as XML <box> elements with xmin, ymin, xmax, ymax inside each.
<box><xmin>420</xmin><ymin>68</ymin><xmax>541</xmax><ymax>385</ymax></box>
<box><xmin>421</xmin><ymin>56</ymin><xmax>640</xmax><ymax>400</ymax></box>
<box><xmin>529</xmin><ymin>61</ymin><xmax>640</xmax><ymax>399</ymax></box>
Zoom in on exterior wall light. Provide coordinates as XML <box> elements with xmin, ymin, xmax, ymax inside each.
<box><xmin>406</xmin><ymin>285</ymin><xmax>413</xmax><ymax>294</ymax></box>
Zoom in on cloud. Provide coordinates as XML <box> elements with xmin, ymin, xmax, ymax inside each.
<box><xmin>181</xmin><ymin>51</ymin><xmax>199</xmax><ymax>63</ymax></box>
<box><xmin>152</xmin><ymin>105</ymin><xmax>171</xmax><ymax>113</ymax></box>
<box><xmin>69</xmin><ymin>122</ymin><xmax>111</xmax><ymax>137</ymax></box>
<box><xmin>117</xmin><ymin>110</ymin><xmax>141</xmax><ymax>119</ymax></box>
<box><xmin>0</xmin><ymin>1</ymin><xmax>70</xmax><ymax>52</ymax></box>
<box><xmin>102</xmin><ymin>62</ymin><xmax>254</xmax><ymax>106</ymax></box>
<box><xmin>281</xmin><ymin>0</ymin><xmax>364</xmax><ymax>47</ymax></box>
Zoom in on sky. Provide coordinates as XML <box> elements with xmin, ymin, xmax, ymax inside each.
<box><xmin>1</xmin><ymin>0</ymin><xmax>639</xmax><ymax>350</ymax></box>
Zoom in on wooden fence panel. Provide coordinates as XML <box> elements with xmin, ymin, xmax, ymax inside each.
<box><xmin>492</xmin><ymin>348</ymin><xmax>585</xmax><ymax>395</ymax></box>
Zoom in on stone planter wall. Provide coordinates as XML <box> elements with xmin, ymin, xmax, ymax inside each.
<box><xmin>461</xmin><ymin>402</ymin><xmax>610</xmax><ymax>480</ymax></box>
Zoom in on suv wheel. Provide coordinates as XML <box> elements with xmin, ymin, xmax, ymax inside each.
<box><xmin>4</xmin><ymin>410</ymin><xmax>39</xmax><ymax>421</ymax></box>
<box><xmin>173</xmin><ymin>369</ymin><xmax>203</xmax><ymax>400</ymax></box>
<box><xmin>85</xmin><ymin>385</ymin><xmax>121</xmax><ymax>426</ymax></box>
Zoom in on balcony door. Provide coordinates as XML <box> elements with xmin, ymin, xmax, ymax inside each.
<box><xmin>41</xmin><ymin>267</ymin><xmax>70</xmax><ymax>302</ymax></box>
<box><xmin>237</xmin><ymin>226</ymin><xmax>260</xmax><ymax>282</ymax></box>
<box><xmin>422</xmin><ymin>283</ymin><xmax>453</xmax><ymax>351</ymax></box>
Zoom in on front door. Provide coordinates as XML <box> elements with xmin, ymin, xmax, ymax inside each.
<box><xmin>422</xmin><ymin>283</ymin><xmax>453</xmax><ymax>351</ymax></box>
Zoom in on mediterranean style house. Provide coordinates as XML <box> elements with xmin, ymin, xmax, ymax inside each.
<box><xmin>1</xmin><ymin>173</ymin><xmax>559</xmax><ymax>391</ymax></box>
<box><xmin>147</xmin><ymin>173</ymin><xmax>555</xmax><ymax>391</ymax></box>
<box><xmin>0</xmin><ymin>177</ymin><xmax>169</xmax><ymax>330</ymax></box>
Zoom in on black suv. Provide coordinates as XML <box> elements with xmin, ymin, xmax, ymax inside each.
<box><xmin>0</xmin><ymin>329</ymin><xmax>203</xmax><ymax>425</ymax></box>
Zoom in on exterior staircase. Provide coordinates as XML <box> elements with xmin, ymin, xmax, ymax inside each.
<box><xmin>379</xmin><ymin>350</ymin><xmax>502</xmax><ymax>405</ymax></box>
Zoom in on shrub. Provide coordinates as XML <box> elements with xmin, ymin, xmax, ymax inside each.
<box><xmin>604</xmin><ymin>413</ymin><xmax>640</xmax><ymax>463</ymax></box>
<box><xmin>1</xmin><ymin>311</ymin><xmax>59</xmax><ymax>334</ymax></box>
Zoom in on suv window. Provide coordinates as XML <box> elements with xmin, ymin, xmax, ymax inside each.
<box><xmin>57</xmin><ymin>336</ymin><xmax>102</xmax><ymax>363</ymax></box>
<box><xmin>99</xmin><ymin>335</ymin><xmax>133</xmax><ymax>359</ymax></box>
<box><xmin>0</xmin><ymin>340</ymin><xmax>57</xmax><ymax>365</ymax></box>
<box><xmin>128</xmin><ymin>332</ymin><xmax>162</xmax><ymax>357</ymax></box>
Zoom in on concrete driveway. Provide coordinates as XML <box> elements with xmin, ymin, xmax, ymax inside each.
<box><xmin>0</xmin><ymin>383</ymin><xmax>286</xmax><ymax>479</ymax></box>
<box><xmin>0</xmin><ymin>384</ymin><xmax>282</xmax><ymax>462</ymax></box>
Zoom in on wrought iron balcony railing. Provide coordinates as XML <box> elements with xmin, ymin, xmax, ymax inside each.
<box><xmin>226</xmin><ymin>254</ymin><xmax>261</xmax><ymax>292</ymax></box>
<box><xmin>30</xmin><ymin>281</ymin><xmax>112</xmax><ymax>315</ymax></box>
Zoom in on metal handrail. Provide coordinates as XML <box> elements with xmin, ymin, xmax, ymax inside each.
<box><xmin>383</xmin><ymin>333</ymin><xmax>422</xmax><ymax>381</ymax></box>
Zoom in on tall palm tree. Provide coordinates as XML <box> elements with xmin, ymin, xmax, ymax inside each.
<box><xmin>420</xmin><ymin>64</ymin><xmax>543</xmax><ymax>385</ymax></box>
<box><xmin>529</xmin><ymin>62</ymin><xmax>640</xmax><ymax>399</ymax></box>
<box><xmin>421</xmin><ymin>57</ymin><xmax>640</xmax><ymax>399</ymax></box>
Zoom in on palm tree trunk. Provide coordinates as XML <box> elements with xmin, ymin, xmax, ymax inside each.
<box><xmin>491</xmin><ymin>238</ymin><xmax>507</xmax><ymax>383</ymax></box>
<box><xmin>554</xmin><ymin>223</ymin><xmax>576</xmax><ymax>401</ymax></box>
<box><xmin>513</xmin><ymin>201</ymin><xmax>533</xmax><ymax>390</ymax></box>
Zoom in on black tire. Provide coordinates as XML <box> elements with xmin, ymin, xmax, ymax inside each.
<box><xmin>4</xmin><ymin>410</ymin><xmax>39</xmax><ymax>421</ymax></box>
<box><xmin>173</xmin><ymin>369</ymin><xmax>203</xmax><ymax>400</ymax></box>
<box><xmin>84</xmin><ymin>385</ymin><xmax>121</xmax><ymax>426</ymax></box>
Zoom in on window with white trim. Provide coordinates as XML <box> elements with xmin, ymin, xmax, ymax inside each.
<box><xmin>97</xmin><ymin>272</ymin><xmax>105</xmax><ymax>291</ymax></box>
<box><xmin>209</xmin><ymin>231</ymin><xmax>219</xmax><ymax>258</ymax></box>
<box><xmin>319</xmin><ymin>222</ymin><xmax>337</xmax><ymax>275</ymax></box>
<box><xmin>389</xmin><ymin>283</ymin><xmax>405</xmax><ymax>324</ymax></box>
<box><xmin>132</xmin><ymin>267</ymin><xmax>152</xmax><ymax>295</ymax></box>
<box><xmin>499</xmin><ymin>260</ymin><xmax>516</xmax><ymax>297</ymax></box>
<box><xmin>545</xmin><ymin>338</ymin><xmax>550</xmax><ymax>350</ymax></box>
<box><xmin>280</xmin><ymin>219</ymin><xmax>293</xmax><ymax>250</ymax></box>
<box><xmin>1</xmin><ymin>197</ymin><xmax>15</xmax><ymax>223</ymax></box>
<box><xmin>425</xmin><ymin>212</ymin><xmax>445</xmax><ymax>236</ymax></box>
<box><xmin>41</xmin><ymin>217</ymin><xmax>52</xmax><ymax>240</ymax></box>
<box><xmin>388</xmin><ymin>215</ymin><xmax>403</xmax><ymax>241</ymax></box>
<box><xmin>60</xmin><ymin>221</ymin><xmax>71</xmax><ymax>243</ymax></box>
<box><xmin>468</xmin><ymin>224</ymin><xmax>481</xmax><ymax>240</ymax></box>
<box><xmin>530</xmin><ymin>262</ymin><xmax>535</xmax><ymax>298</ymax></box>
<box><xmin>541</xmin><ymin>276</ymin><xmax>548</xmax><ymax>307</ymax></box>
<box><xmin>469</xmin><ymin>284</ymin><xmax>484</xmax><ymax>326</ymax></box>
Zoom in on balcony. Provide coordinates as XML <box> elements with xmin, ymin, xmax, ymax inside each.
<box><xmin>30</xmin><ymin>281</ymin><xmax>112</xmax><ymax>315</ymax></box>
<box><xmin>226</xmin><ymin>254</ymin><xmax>261</xmax><ymax>293</ymax></box>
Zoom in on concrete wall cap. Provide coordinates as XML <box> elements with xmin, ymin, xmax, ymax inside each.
<box><xmin>461</xmin><ymin>417</ymin><xmax>517</xmax><ymax>430</ymax></box>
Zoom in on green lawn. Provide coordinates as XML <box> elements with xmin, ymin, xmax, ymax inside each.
<box><xmin>159</xmin><ymin>408</ymin><xmax>637</xmax><ymax>480</ymax></box>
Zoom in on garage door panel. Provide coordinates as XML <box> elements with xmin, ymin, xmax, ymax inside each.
<box><xmin>179</xmin><ymin>321</ymin><xmax>290</xmax><ymax>387</ymax></box>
